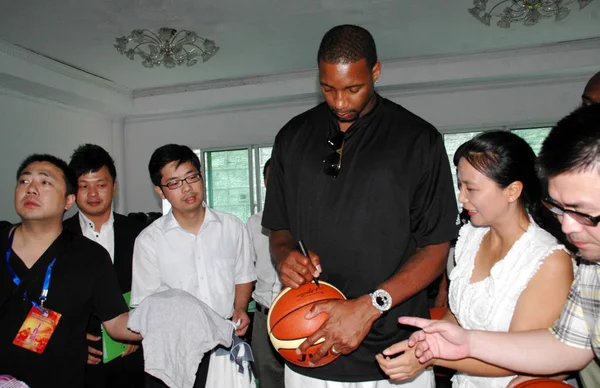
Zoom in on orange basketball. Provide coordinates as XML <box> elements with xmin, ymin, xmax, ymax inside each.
<box><xmin>267</xmin><ymin>281</ymin><xmax>346</xmax><ymax>368</ymax></box>
<box><xmin>513</xmin><ymin>378</ymin><xmax>571</xmax><ymax>387</ymax></box>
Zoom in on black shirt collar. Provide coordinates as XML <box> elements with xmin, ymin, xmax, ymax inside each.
<box><xmin>328</xmin><ymin>93</ymin><xmax>382</xmax><ymax>140</ymax></box>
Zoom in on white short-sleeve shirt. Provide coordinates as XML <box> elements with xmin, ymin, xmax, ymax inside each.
<box><xmin>246</xmin><ymin>211</ymin><xmax>282</xmax><ymax>308</ymax></box>
<box><xmin>131</xmin><ymin>207</ymin><xmax>256</xmax><ymax>319</ymax></box>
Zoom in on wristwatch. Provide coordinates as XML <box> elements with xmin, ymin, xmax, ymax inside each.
<box><xmin>370</xmin><ymin>289</ymin><xmax>392</xmax><ymax>313</ymax></box>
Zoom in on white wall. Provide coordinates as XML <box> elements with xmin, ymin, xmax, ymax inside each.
<box><xmin>8</xmin><ymin>73</ymin><xmax>582</xmax><ymax>220</ymax></box>
<box><xmin>0</xmin><ymin>90</ymin><xmax>116</xmax><ymax>222</ymax></box>
<box><xmin>124</xmin><ymin>75</ymin><xmax>588</xmax><ymax>214</ymax></box>
<box><xmin>124</xmin><ymin>101</ymin><xmax>316</xmax><ymax>213</ymax></box>
<box><xmin>391</xmin><ymin>77</ymin><xmax>584</xmax><ymax>132</ymax></box>
<box><xmin>123</xmin><ymin>39</ymin><xmax>598</xmax><ymax>213</ymax></box>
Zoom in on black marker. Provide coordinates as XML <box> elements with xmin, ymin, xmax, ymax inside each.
<box><xmin>297</xmin><ymin>240</ymin><xmax>320</xmax><ymax>287</ymax></box>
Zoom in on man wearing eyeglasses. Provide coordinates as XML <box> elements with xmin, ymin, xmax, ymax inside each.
<box><xmin>131</xmin><ymin>144</ymin><xmax>256</xmax><ymax>388</ymax></box>
<box><xmin>395</xmin><ymin>104</ymin><xmax>600</xmax><ymax>383</ymax></box>
<box><xmin>263</xmin><ymin>25</ymin><xmax>458</xmax><ymax>387</ymax></box>
<box><xmin>571</xmin><ymin>70</ymin><xmax>600</xmax><ymax>388</ymax></box>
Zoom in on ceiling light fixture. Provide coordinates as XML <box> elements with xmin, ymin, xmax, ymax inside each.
<box><xmin>468</xmin><ymin>0</ymin><xmax>593</xmax><ymax>27</ymax></box>
<box><xmin>114</xmin><ymin>28</ymin><xmax>219</xmax><ymax>68</ymax></box>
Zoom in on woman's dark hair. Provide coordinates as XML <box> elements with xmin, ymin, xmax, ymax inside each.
<box><xmin>453</xmin><ymin>131</ymin><xmax>544</xmax><ymax>225</ymax></box>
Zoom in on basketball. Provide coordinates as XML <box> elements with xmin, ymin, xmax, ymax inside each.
<box><xmin>513</xmin><ymin>378</ymin><xmax>571</xmax><ymax>387</ymax></box>
<box><xmin>267</xmin><ymin>281</ymin><xmax>346</xmax><ymax>368</ymax></box>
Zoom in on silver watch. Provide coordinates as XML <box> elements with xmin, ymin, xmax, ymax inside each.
<box><xmin>370</xmin><ymin>289</ymin><xmax>392</xmax><ymax>313</ymax></box>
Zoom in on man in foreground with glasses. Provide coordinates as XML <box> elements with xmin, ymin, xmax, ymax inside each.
<box><xmin>63</xmin><ymin>144</ymin><xmax>145</xmax><ymax>388</ymax></box>
<box><xmin>396</xmin><ymin>104</ymin><xmax>600</xmax><ymax>381</ymax></box>
<box><xmin>130</xmin><ymin>144</ymin><xmax>256</xmax><ymax>388</ymax></box>
<box><xmin>263</xmin><ymin>24</ymin><xmax>458</xmax><ymax>387</ymax></box>
<box><xmin>577</xmin><ymin>70</ymin><xmax>600</xmax><ymax>388</ymax></box>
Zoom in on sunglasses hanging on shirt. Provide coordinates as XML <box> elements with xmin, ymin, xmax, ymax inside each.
<box><xmin>323</xmin><ymin>131</ymin><xmax>344</xmax><ymax>178</ymax></box>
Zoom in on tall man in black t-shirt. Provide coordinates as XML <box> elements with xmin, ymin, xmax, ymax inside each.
<box><xmin>0</xmin><ymin>154</ymin><xmax>142</xmax><ymax>388</ymax></box>
<box><xmin>262</xmin><ymin>24</ymin><xmax>458</xmax><ymax>387</ymax></box>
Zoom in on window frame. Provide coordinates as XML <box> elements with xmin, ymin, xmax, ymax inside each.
<box><xmin>197</xmin><ymin>144</ymin><xmax>272</xmax><ymax>220</ymax></box>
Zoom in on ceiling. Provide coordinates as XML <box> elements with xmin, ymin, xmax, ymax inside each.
<box><xmin>0</xmin><ymin>0</ymin><xmax>599</xmax><ymax>92</ymax></box>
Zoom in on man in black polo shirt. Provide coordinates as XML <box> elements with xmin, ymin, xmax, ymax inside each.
<box><xmin>0</xmin><ymin>154</ymin><xmax>141</xmax><ymax>388</ymax></box>
<box><xmin>262</xmin><ymin>24</ymin><xmax>458</xmax><ymax>387</ymax></box>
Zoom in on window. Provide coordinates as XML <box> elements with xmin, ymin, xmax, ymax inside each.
<box><xmin>200</xmin><ymin>146</ymin><xmax>272</xmax><ymax>221</ymax></box>
<box><xmin>253</xmin><ymin>146</ymin><xmax>273</xmax><ymax>210</ymax></box>
<box><xmin>512</xmin><ymin>127</ymin><xmax>551</xmax><ymax>155</ymax></box>
<box><xmin>203</xmin><ymin>148</ymin><xmax>252</xmax><ymax>221</ymax></box>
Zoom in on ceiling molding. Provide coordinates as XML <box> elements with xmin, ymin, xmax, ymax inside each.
<box><xmin>379</xmin><ymin>72</ymin><xmax>591</xmax><ymax>99</ymax></box>
<box><xmin>0</xmin><ymin>85</ymin><xmax>117</xmax><ymax>121</ymax></box>
<box><xmin>126</xmin><ymin>92</ymin><xmax>320</xmax><ymax>123</ymax></box>
<box><xmin>1</xmin><ymin>35</ymin><xmax>597</xmax><ymax>119</ymax></box>
<box><xmin>0</xmin><ymin>38</ymin><xmax>131</xmax><ymax>97</ymax></box>
<box><xmin>382</xmin><ymin>37</ymin><xmax>600</xmax><ymax>68</ymax></box>
<box><xmin>125</xmin><ymin>71</ymin><xmax>588</xmax><ymax>124</ymax></box>
<box><xmin>132</xmin><ymin>69</ymin><xmax>315</xmax><ymax>98</ymax></box>
<box><xmin>133</xmin><ymin>37</ymin><xmax>600</xmax><ymax>98</ymax></box>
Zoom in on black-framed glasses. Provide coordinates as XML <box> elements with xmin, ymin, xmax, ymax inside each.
<box><xmin>323</xmin><ymin>131</ymin><xmax>344</xmax><ymax>177</ymax></box>
<box><xmin>160</xmin><ymin>173</ymin><xmax>202</xmax><ymax>190</ymax></box>
<box><xmin>542</xmin><ymin>198</ymin><xmax>600</xmax><ymax>227</ymax></box>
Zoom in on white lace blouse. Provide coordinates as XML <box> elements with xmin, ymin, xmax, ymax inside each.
<box><xmin>449</xmin><ymin>219</ymin><xmax>567</xmax><ymax>388</ymax></box>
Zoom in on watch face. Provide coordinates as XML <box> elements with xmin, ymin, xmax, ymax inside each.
<box><xmin>372</xmin><ymin>289</ymin><xmax>392</xmax><ymax>311</ymax></box>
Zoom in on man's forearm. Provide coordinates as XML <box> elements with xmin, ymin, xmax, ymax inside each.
<box><xmin>380</xmin><ymin>242</ymin><xmax>449</xmax><ymax>307</ymax></box>
<box><xmin>103</xmin><ymin>312</ymin><xmax>142</xmax><ymax>342</ymax></box>
<box><xmin>234</xmin><ymin>282</ymin><xmax>253</xmax><ymax>311</ymax></box>
<box><xmin>269</xmin><ymin>229</ymin><xmax>294</xmax><ymax>264</ymax></box>
<box><xmin>468</xmin><ymin>329</ymin><xmax>594</xmax><ymax>374</ymax></box>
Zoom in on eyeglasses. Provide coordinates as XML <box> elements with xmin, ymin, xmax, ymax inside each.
<box><xmin>323</xmin><ymin>131</ymin><xmax>344</xmax><ymax>177</ymax></box>
<box><xmin>542</xmin><ymin>198</ymin><xmax>600</xmax><ymax>227</ymax></box>
<box><xmin>160</xmin><ymin>173</ymin><xmax>202</xmax><ymax>190</ymax></box>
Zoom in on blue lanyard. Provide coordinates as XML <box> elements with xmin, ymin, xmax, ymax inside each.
<box><xmin>5</xmin><ymin>228</ymin><xmax>56</xmax><ymax>309</ymax></box>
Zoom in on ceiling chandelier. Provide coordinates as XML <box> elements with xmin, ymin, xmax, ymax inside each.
<box><xmin>114</xmin><ymin>28</ymin><xmax>219</xmax><ymax>68</ymax></box>
<box><xmin>468</xmin><ymin>0</ymin><xmax>594</xmax><ymax>27</ymax></box>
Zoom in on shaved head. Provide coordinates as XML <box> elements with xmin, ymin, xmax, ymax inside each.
<box><xmin>582</xmin><ymin>71</ymin><xmax>600</xmax><ymax>106</ymax></box>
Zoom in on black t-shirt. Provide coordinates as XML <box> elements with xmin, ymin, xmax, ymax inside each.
<box><xmin>0</xmin><ymin>227</ymin><xmax>129</xmax><ymax>388</ymax></box>
<box><xmin>262</xmin><ymin>95</ymin><xmax>459</xmax><ymax>381</ymax></box>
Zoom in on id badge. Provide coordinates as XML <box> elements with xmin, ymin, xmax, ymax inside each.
<box><xmin>13</xmin><ymin>305</ymin><xmax>61</xmax><ymax>354</ymax></box>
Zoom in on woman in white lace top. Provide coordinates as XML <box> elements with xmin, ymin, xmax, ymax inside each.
<box><xmin>377</xmin><ymin>131</ymin><xmax>574</xmax><ymax>387</ymax></box>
